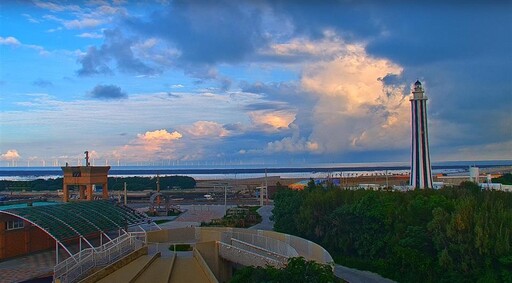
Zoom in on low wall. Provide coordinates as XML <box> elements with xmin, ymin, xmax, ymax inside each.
<box><xmin>79</xmin><ymin>246</ymin><xmax>148</xmax><ymax>283</ymax></box>
<box><xmin>146</xmin><ymin>227</ymin><xmax>333</xmax><ymax>264</ymax></box>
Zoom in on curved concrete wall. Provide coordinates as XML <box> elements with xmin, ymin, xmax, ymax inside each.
<box><xmin>146</xmin><ymin>227</ymin><xmax>333</xmax><ymax>264</ymax></box>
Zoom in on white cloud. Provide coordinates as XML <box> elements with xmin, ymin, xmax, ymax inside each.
<box><xmin>0</xmin><ymin>36</ymin><xmax>21</xmax><ymax>46</ymax></box>
<box><xmin>298</xmin><ymin>40</ymin><xmax>406</xmax><ymax>153</ymax></box>
<box><xmin>33</xmin><ymin>1</ymin><xmax>82</xmax><ymax>12</ymax></box>
<box><xmin>64</xmin><ymin>18</ymin><xmax>104</xmax><ymax>29</ymax></box>
<box><xmin>1</xmin><ymin>150</ymin><xmax>21</xmax><ymax>161</ymax></box>
<box><xmin>185</xmin><ymin>121</ymin><xmax>229</xmax><ymax>138</ymax></box>
<box><xmin>0</xmin><ymin>36</ymin><xmax>48</xmax><ymax>55</ymax></box>
<box><xmin>248</xmin><ymin>110</ymin><xmax>296</xmax><ymax>132</ymax></box>
<box><xmin>77</xmin><ymin>32</ymin><xmax>103</xmax><ymax>39</ymax></box>
<box><xmin>111</xmin><ymin>129</ymin><xmax>183</xmax><ymax>161</ymax></box>
<box><xmin>267</xmin><ymin>137</ymin><xmax>319</xmax><ymax>153</ymax></box>
<box><xmin>138</xmin><ymin>129</ymin><xmax>182</xmax><ymax>143</ymax></box>
<box><xmin>265</xmin><ymin>30</ymin><xmax>346</xmax><ymax>60</ymax></box>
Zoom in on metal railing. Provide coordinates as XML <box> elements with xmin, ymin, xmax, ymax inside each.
<box><xmin>218</xmin><ymin>242</ymin><xmax>284</xmax><ymax>268</ymax></box>
<box><xmin>216</xmin><ymin>231</ymin><xmax>298</xmax><ymax>269</ymax></box>
<box><xmin>230</xmin><ymin>238</ymin><xmax>289</xmax><ymax>263</ymax></box>
<box><xmin>53</xmin><ymin>233</ymin><xmax>144</xmax><ymax>283</ymax></box>
<box><xmin>221</xmin><ymin>231</ymin><xmax>298</xmax><ymax>257</ymax></box>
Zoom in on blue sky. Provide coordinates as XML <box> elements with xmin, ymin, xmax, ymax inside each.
<box><xmin>0</xmin><ymin>0</ymin><xmax>511</xmax><ymax>166</ymax></box>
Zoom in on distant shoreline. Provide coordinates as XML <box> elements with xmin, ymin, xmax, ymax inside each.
<box><xmin>1</xmin><ymin>161</ymin><xmax>511</xmax><ymax>181</ymax></box>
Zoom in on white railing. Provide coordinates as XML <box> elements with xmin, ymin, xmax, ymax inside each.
<box><xmin>53</xmin><ymin>234</ymin><xmax>144</xmax><ymax>283</ymax></box>
<box><xmin>218</xmin><ymin>242</ymin><xmax>285</xmax><ymax>268</ymax></box>
<box><xmin>230</xmin><ymin>238</ymin><xmax>289</xmax><ymax>263</ymax></box>
<box><xmin>221</xmin><ymin>232</ymin><xmax>298</xmax><ymax>257</ymax></box>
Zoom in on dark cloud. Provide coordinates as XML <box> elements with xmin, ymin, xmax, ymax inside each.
<box><xmin>365</xmin><ymin>4</ymin><xmax>512</xmax><ymax>67</ymax></box>
<box><xmin>89</xmin><ymin>84</ymin><xmax>127</xmax><ymax>100</ymax></box>
<box><xmin>223</xmin><ymin>123</ymin><xmax>243</xmax><ymax>132</ymax></box>
<box><xmin>167</xmin><ymin>92</ymin><xmax>181</xmax><ymax>98</ymax></box>
<box><xmin>244</xmin><ymin>102</ymin><xmax>293</xmax><ymax>111</ymax></box>
<box><xmin>239</xmin><ymin>81</ymin><xmax>311</xmax><ymax>101</ymax></box>
<box><xmin>125</xmin><ymin>0</ymin><xmax>268</xmax><ymax>65</ymax></box>
<box><xmin>77</xmin><ymin>29</ymin><xmax>159</xmax><ymax>76</ymax></box>
<box><xmin>32</xmin><ymin>79</ymin><xmax>53</xmax><ymax>88</ymax></box>
<box><xmin>378</xmin><ymin>74</ymin><xmax>404</xmax><ymax>86</ymax></box>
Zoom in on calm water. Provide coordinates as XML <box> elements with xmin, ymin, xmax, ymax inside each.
<box><xmin>0</xmin><ymin>160</ymin><xmax>510</xmax><ymax>181</ymax></box>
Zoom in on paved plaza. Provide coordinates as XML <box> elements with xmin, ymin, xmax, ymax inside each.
<box><xmin>0</xmin><ymin>250</ymin><xmax>56</xmax><ymax>283</ymax></box>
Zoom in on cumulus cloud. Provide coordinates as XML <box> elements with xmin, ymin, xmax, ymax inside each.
<box><xmin>185</xmin><ymin>121</ymin><xmax>229</xmax><ymax>138</ymax></box>
<box><xmin>112</xmin><ymin>129</ymin><xmax>183</xmax><ymax>161</ymax></box>
<box><xmin>89</xmin><ymin>84</ymin><xmax>127</xmax><ymax>99</ymax></box>
<box><xmin>300</xmin><ymin>44</ymin><xmax>407</xmax><ymax>153</ymax></box>
<box><xmin>1</xmin><ymin>150</ymin><xmax>21</xmax><ymax>161</ymax></box>
<box><xmin>248</xmin><ymin>110</ymin><xmax>296</xmax><ymax>132</ymax></box>
<box><xmin>138</xmin><ymin>129</ymin><xmax>182</xmax><ymax>144</ymax></box>
<box><xmin>267</xmin><ymin>137</ymin><xmax>319</xmax><ymax>153</ymax></box>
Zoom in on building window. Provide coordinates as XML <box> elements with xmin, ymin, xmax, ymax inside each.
<box><xmin>5</xmin><ymin>220</ymin><xmax>24</xmax><ymax>230</ymax></box>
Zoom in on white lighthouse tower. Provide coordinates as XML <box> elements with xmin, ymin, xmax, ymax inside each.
<box><xmin>410</xmin><ymin>80</ymin><xmax>433</xmax><ymax>188</ymax></box>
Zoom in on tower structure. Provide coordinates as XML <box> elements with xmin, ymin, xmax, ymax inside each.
<box><xmin>61</xmin><ymin>151</ymin><xmax>110</xmax><ymax>202</ymax></box>
<box><xmin>410</xmin><ymin>80</ymin><xmax>433</xmax><ymax>188</ymax></box>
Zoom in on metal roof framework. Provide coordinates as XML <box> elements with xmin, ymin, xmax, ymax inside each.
<box><xmin>0</xmin><ymin>200</ymin><xmax>147</xmax><ymax>262</ymax></box>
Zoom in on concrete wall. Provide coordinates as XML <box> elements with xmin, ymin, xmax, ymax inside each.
<box><xmin>146</xmin><ymin>227</ymin><xmax>333</xmax><ymax>264</ymax></box>
<box><xmin>146</xmin><ymin>227</ymin><xmax>196</xmax><ymax>243</ymax></box>
<box><xmin>197</xmin><ymin>227</ymin><xmax>333</xmax><ymax>264</ymax></box>
<box><xmin>195</xmin><ymin>241</ymin><xmax>231</xmax><ymax>283</ymax></box>
<box><xmin>79</xmin><ymin>246</ymin><xmax>148</xmax><ymax>283</ymax></box>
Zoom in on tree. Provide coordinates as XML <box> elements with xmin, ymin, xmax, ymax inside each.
<box><xmin>230</xmin><ymin>257</ymin><xmax>338</xmax><ymax>283</ymax></box>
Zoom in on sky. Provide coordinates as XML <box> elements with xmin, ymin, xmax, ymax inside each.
<box><xmin>0</xmin><ymin>0</ymin><xmax>511</xmax><ymax>167</ymax></box>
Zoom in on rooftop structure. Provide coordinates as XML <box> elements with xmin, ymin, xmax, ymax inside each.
<box><xmin>61</xmin><ymin>151</ymin><xmax>110</xmax><ymax>202</ymax></box>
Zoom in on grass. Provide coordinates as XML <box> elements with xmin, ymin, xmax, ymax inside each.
<box><xmin>168</xmin><ymin>244</ymin><xmax>192</xmax><ymax>251</ymax></box>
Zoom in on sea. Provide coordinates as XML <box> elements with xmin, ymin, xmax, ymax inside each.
<box><xmin>1</xmin><ymin>160</ymin><xmax>511</xmax><ymax>181</ymax></box>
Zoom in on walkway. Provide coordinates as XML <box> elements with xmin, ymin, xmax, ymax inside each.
<box><xmin>250</xmin><ymin>205</ymin><xmax>396</xmax><ymax>283</ymax></box>
<box><xmin>169</xmin><ymin>255</ymin><xmax>209</xmax><ymax>283</ymax></box>
<box><xmin>0</xmin><ymin>249</ymin><xmax>57</xmax><ymax>283</ymax></box>
<box><xmin>249</xmin><ymin>204</ymin><xmax>274</xmax><ymax>230</ymax></box>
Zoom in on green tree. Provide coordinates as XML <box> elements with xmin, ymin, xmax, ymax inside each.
<box><xmin>230</xmin><ymin>257</ymin><xmax>338</xmax><ymax>283</ymax></box>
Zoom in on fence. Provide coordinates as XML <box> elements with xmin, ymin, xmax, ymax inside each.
<box><xmin>53</xmin><ymin>233</ymin><xmax>144</xmax><ymax>283</ymax></box>
<box><xmin>221</xmin><ymin>231</ymin><xmax>298</xmax><ymax>257</ymax></box>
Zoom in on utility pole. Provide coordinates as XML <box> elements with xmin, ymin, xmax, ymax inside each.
<box><xmin>265</xmin><ymin>168</ymin><xmax>268</xmax><ymax>205</ymax></box>
<box><xmin>124</xmin><ymin>182</ymin><xmax>127</xmax><ymax>205</ymax></box>
<box><xmin>224</xmin><ymin>184</ymin><xmax>227</xmax><ymax>213</ymax></box>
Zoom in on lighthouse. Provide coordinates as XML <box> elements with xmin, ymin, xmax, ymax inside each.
<box><xmin>410</xmin><ymin>80</ymin><xmax>433</xmax><ymax>188</ymax></box>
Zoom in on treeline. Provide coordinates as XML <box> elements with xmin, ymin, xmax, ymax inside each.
<box><xmin>273</xmin><ymin>181</ymin><xmax>512</xmax><ymax>282</ymax></box>
<box><xmin>108</xmin><ymin>176</ymin><xmax>196</xmax><ymax>190</ymax></box>
<box><xmin>230</xmin><ymin>257</ymin><xmax>339</xmax><ymax>283</ymax></box>
<box><xmin>493</xmin><ymin>173</ymin><xmax>512</xmax><ymax>185</ymax></box>
<box><xmin>0</xmin><ymin>176</ymin><xmax>196</xmax><ymax>191</ymax></box>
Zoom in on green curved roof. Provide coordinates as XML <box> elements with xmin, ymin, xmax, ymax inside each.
<box><xmin>1</xmin><ymin>200</ymin><xmax>147</xmax><ymax>242</ymax></box>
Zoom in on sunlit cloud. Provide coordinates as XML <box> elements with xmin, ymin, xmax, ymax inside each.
<box><xmin>1</xmin><ymin>150</ymin><xmax>21</xmax><ymax>161</ymax></box>
<box><xmin>248</xmin><ymin>110</ymin><xmax>296</xmax><ymax>132</ymax></box>
<box><xmin>185</xmin><ymin>121</ymin><xmax>229</xmax><ymax>138</ymax></box>
<box><xmin>300</xmin><ymin>41</ymin><xmax>407</xmax><ymax>153</ymax></box>
<box><xmin>112</xmin><ymin>129</ymin><xmax>183</xmax><ymax>161</ymax></box>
